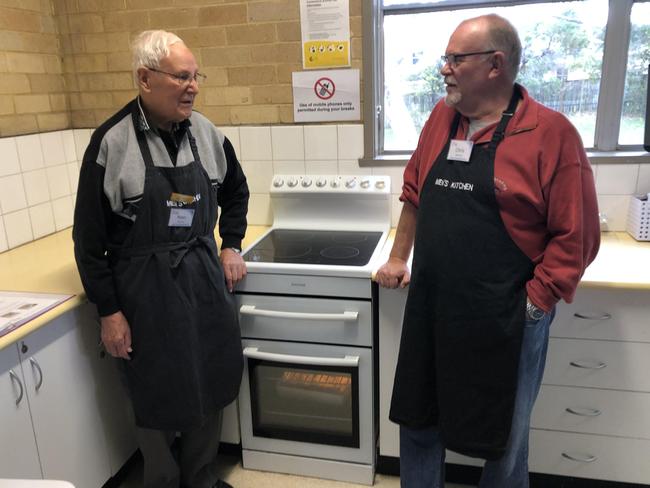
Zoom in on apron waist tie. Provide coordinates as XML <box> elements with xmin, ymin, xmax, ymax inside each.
<box><xmin>109</xmin><ymin>235</ymin><xmax>215</xmax><ymax>269</ymax></box>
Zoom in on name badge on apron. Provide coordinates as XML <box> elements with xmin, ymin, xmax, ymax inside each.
<box><xmin>169</xmin><ymin>208</ymin><xmax>195</xmax><ymax>227</ymax></box>
<box><xmin>448</xmin><ymin>140</ymin><xmax>474</xmax><ymax>162</ymax></box>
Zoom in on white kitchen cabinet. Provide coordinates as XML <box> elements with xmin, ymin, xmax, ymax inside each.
<box><xmin>378</xmin><ymin>285</ymin><xmax>408</xmax><ymax>458</ymax></box>
<box><xmin>0</xmin><ymin>303</ymin><xmax>137</xmax><ymax>487</ymax></box>
<box><xmin>0</xmin><ymin>344</ymin><xmax>42</xmax><ymax>479</ymax></box>
<box><xmin>378</xmin><ymin>285</ymin><xmax>650</xmax><ymax>484</ymax></box>
<box><xmin>16</xmin><ymin>304</ymin><xmax>112</xmax><ymax>487</ymax></box>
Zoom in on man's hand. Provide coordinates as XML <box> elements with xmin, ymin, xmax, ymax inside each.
<box><xmin>375</xmin><ymin>257</ymin><xmax>411</xmax><ymax>289</ymax></box>
<box><xmin>220</xmin><ymin>248</ymin><xmax>247</xmax><ymax>292</ymax></box>
<box><xmin>100</xmin><ymin>311</ymin><xmax>132</xmax><ymax>360</ymax></box>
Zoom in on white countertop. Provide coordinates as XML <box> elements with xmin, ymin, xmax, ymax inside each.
<box><xmin>0</xmin><ymin>228</ymin><xmax>648</xmax><ymax>350</ymax></box>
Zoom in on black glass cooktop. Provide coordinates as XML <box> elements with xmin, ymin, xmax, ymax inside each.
<box><xmin>244</xmin><ymin>229</ymin><xmax>383</xmax><ymax>266</ymax></box>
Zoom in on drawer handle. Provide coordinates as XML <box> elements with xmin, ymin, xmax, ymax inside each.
<box><xmin>574</xmin><ymin>312</ymin><xmax>612</xmax><ymax>320</ymax></box>
<box><xmin>240</xmin><ymin>305</ymin><xmax>359</xmax><ymax>322</ymax></box>
<box><xmin>570</xmin><ymin>360</ymin><xmax>606</xmax><ymax>370</ymax></box>
<box><xmin>562</xmin><ymin>452</ymin><xmax>598</xmax><ymax>463</ymax></box>
<box><xmin>566</xmin><ymin>407</ymin><xmax>602</xmax><ymax>417</ymax></box>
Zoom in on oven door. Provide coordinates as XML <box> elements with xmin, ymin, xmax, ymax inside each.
<box><xmin>239</xmin><ymin>338</ymin><xmax>374</xmax><ymax>464</ymax></box>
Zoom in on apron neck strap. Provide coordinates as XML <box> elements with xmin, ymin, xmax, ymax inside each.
<box><xmin>134</xmin><ymin>118</ymin><xmax>156</xmax><ymax>168</ymax></box>
<box><xmin>489</xmin><ymin>85</ymin><xmax>521</xmax><ymax>147</ymax></box>
<box><xmin>186</xmin><ymin>128</ymin><xmax>201</xmax><ymax>163</ymax></box>
<box><xmin>133</xmin><ymin>122</ymin><xmax>201</xmax><ymax>169</ymax></box>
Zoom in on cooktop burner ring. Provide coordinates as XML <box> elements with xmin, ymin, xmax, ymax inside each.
<box><xmin>320</xmin><ymin>246</ymin><xmax>361</xmax><ymax>260</ymax></box>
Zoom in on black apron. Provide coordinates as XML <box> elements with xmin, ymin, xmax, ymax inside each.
<box><xmin>390</xmin><ymin>88</ymin><xmax>533</xmax><ymax>460</ymax></box>
<box><xmin>110</xmin><ymin>122</ymin><xmax>243</xmax><ymax>431</ymax></box>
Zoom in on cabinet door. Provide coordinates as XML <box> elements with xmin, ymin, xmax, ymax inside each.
<box><xmin>378</xmin><ymin>286</ymin><xmax>409</xmax><ymax>457</ymax></box>
<box><xmin>0</xmin><ymin>344</ymin><xmax>42</xmax><ymax>479</ymax></box>
<box><xmin>20</xmin><ymin>305</ymin><xmax>111</xmax><ymax>488</ymax></box>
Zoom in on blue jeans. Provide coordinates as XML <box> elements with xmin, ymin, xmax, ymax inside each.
<box><xmin>399</xmin><ymin>309</ymin><xmax>555</xmax><ymax>488</ymax></box>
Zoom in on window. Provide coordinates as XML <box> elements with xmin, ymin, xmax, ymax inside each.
<box><xmin>362</xmin><ymin>0</ymin><xmax>650</xmax><ymax>164</ymax></box>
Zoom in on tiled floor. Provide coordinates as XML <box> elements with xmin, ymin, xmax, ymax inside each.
<box><xmin>116</xmin><ymin>454</ymin><xmax>473</xmax><ymax>488</ymax></box>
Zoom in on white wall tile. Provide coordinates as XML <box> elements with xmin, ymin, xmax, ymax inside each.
<box><xmin>273</xmin><ymin>160</ymin><xmax>305</xmax><ymax>175</ymax></box>
<box><xmin>67</xmin><ymin>162</ymin><xmax>80</xmax><ymax>194</ymax></box>
<box><xmin>372</xmin><ymin>166</ymin><xmax>405</xmax><ymax>194</ymax></box>
<box><xmin>16</xmin><ymin>134</ymin><xmax>44</xmax><ymax>172</ymax></box>
<box><xmin>240</xmin><ymin>160</ymin><xmax>274</xmax><ymax>193</ymax></box>
<box><xmin>62</xmin><ymin>129</ymin><xmax>77</xmax><ymax>163</ymax></box>
<box><xmin>0</xmin><ymin>217</ymin><xmax>8</xmax><ymax>252</ymax></box>
<box><xmin>4</xmin><ymin>209</ymin><xmax>33</xmax><ymax>249</ymax></box>
<box><xmin>338</xmin><ymin>159</ymin><xmax>366</xmax><ymax>175</ymax></box>
<box><xmin>0</xmin><ymin>138</ymin><xmax>21</xmax><ymax>177</ymax></box>
<box><xmin>637</xmin><ymin>164</ymin><xmax>650</xmax><ymax>194</ymax></box>
<box><xmin>0</xmin><ymin>174</ymin><xmax>28</xmax><ymax>214</ymax></box>
<box><xmin>247</xmin><ymin>193</ymin><xmax>272</xmax><ymax>226</ymax></box>
<box><xmin>391</xmin><ymin>194</ymin><xmax>403</xmax><ymax>228</ymax></box>
<box><xmin>306</xmin><ymin>160</ymin><xmax>338</xmax><ymax>174</ymax></box>
<box><xmin>240</xmin><ymin>127</ymin><xmax>272</xmax><ymax>161</ymax></box>
<box><xmin>304</xmin><ymin>125</ymin><xmax>337</xmax><ymax>160</ymax></box>
<box><xmin>22</xmin><ymin>169</ymin><xmax>50</xmax><ymax>206</ymax></box>
<box><xmin>595</xmin><ymin>163</ymin><xmax>639</xmax><ymax>195</ymax></box>
<box><xmin>52</xmin><ymin>195</ymin><xmax>74</xmax><ymax>231</ymax></box>
<box><xmin>40</xmin><ymin>131</ymin><xmax>67</xmax><ymax>167</ymax></box>
<box><xmin>29</xmin><ymin>202</ymin><xmax>55</xmax><ymax>239</ymax></box>
<box><xmin>219</xmin><ymin>126</ymin><xmax>241</xmax><ymax>159</ymax></box>
<box><xmin>46</xmin><ymin>165</ymin><xmax>72</xmax><ymax>199</ymax></box>
<box><xmin>73</xmin><ymin>129</ymin><xmax>92</xmax><ymax>161</ymax></box>
<box><xmin>271</xmin><ymin>126</ymin><xmax>305</xmax><ymax>160</ymax></box>
<box><xmin>337</xmin><ymin>124</ymin><xmax>363</xmax><ymax>160</ymax></box>
<box><xmin>597</xmin><ymin>194</ymin><xmax>631</xmax><ymax>232</ymax></box>
<box><xmin>589</xmin><ymin>161</ymin><xmax>598</xmax><ymax>182</ymax></box>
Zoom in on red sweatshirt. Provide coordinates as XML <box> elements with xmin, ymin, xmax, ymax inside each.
<box><xmin>401</xmin><ymin>85</ymin><xmax>600</xmax><ymax>311</ymax></box>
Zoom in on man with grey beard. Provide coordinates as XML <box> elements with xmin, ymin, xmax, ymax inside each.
<box><xmin>375</xmin><ymin>14</ymin><xmax>600</xmax><ymax>488</ymax></box>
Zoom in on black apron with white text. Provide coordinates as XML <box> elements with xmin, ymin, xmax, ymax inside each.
<box><xmin>390</xmin><ymin>89</ymin><xmax>533</xmax><ymax>460</ymax></box>
<box><xmin>110</xmin><ymin>122</ymin><xmax>243</xmax><ymax>431</ymax></box>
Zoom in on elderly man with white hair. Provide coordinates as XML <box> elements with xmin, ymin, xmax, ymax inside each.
<box><xmin>73</xmin><ymin>30</ymin><xmax>248</xmax><ymax>488</ymax></box>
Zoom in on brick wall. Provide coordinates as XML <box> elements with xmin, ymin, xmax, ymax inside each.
<box><xmin>0</xmin><ymin>0</ymin><xmax>363</xmax><ymax>136</ymax></box>
<box><xmin>0</xmin><ymin>0</ymin><xmax>69</xmax><ymax>136</ymax></box>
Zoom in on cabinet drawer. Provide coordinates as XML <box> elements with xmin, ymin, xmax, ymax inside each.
<box><xmin>532</xmin><ymin>385</ymin><xmax>650</xmax><ymax>439</ymax></box>
<box><xmin>543</xmin><ymin>338</ymin><xmax>650</xmax><ymax>391</ymax></box>
<box><xmin>236</xmin><ymin>295</ymin><xmax>372</xmax><ymax>347</ymax></box>
<box><xmin>529</xmin><ymin>429</ymin><xmax>650</xmax><ymax>485</ymax></box>
<box><xmin>552</xmin><ymin>288</ymin><xmax>650</xmax><ymax>342</ymax></box>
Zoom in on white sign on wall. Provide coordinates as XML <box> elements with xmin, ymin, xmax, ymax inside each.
<box><xmin>292</xmin><ymin>69</ymin><xmax>360</xmax><ymax>122</ymax></box>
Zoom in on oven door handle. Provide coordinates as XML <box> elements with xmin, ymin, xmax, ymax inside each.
<box><xmin>239</xmin><ymin>305</ymin><xmax>359</xmax><ymax>322</ymax></box>
<box><xmin>243</xmin><ymin>347</ymin><xmax>360</xmax><ymax>367</ymax></box>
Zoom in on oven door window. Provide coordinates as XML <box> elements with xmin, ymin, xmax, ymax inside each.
<box><xmin>248</xmin><ymin>359</ymin><xmax>360</xmax><ymax>448</ymax></box>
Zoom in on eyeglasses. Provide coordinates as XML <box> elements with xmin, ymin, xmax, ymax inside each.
<box><xmin>441</xmin><ymin>50</ymin><xmax>497</xmax><ymax>68</ymax></box>
<box><xmin>147</xmin><ymin>67</ymin><xmax>207</xmax><ymax>86</ymax></box>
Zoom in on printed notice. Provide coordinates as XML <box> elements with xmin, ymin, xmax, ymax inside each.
<box><xmin>0</xmin><ymin>291</ymin><xmax>74</xmax><ymax>338</ymax></box>
<box><xmin>300</xmin><ymin>0</ymin><xmax>350</xmax><ymax>69</ymax></box>
<box><xmin>293</xmin><ymin>69</ymin><xmax>360</xmax><ymax>122</ymax></box>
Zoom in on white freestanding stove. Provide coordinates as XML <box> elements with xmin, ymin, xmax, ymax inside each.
<box><xmin>235</xmin><ymin>174</ymin><xmax>391</xmax><ymax>485</ymax></box>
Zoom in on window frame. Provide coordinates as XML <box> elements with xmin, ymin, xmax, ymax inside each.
<box><xmin>360</xmin><ymin>0</ymin><xmax>650</xmax><ymax>166</ymax></box>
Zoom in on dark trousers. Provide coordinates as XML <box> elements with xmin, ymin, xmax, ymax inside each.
<box><xmin>136</xmin><ymin>409</ymin><xmax>223</xmax><ymax>488</ymax></box>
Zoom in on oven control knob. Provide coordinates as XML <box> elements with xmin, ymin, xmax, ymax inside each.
<box><xmin>360</xmin><ymin>179</ymin><xmax>371</xmax><ymax>189</ymax></box>
<box><xmin>301</xmin><ymin>177</ymin><xmax>312</xmax><ymax>188</ymax></box>
<box><xmin>375</xmin><ymin>180</ymin><xmax>386</xmax><ymax>190</ymax></box>
<box><xmin>330</xmin><ymin>179</ymin><xmax>340</xmax><ymax>188</ymax></box>
<box><xmin>273</xmin><ymin>177</ymin><xmax>284</xmax><ymax>188</ymax></box>
<box><xmin>345</xmin><ymin>178</ymin><xmax>357</xmax><ymax>189</ymax></box>
<box><xmin>315</xmin><ymin>177</ymin><xmax>327</xmax><ymax>188</ymax></box>
<box><xmin>287</xmin><ymin>177</ymin><xmax>298</xmax><ymax>187</ymax></box>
